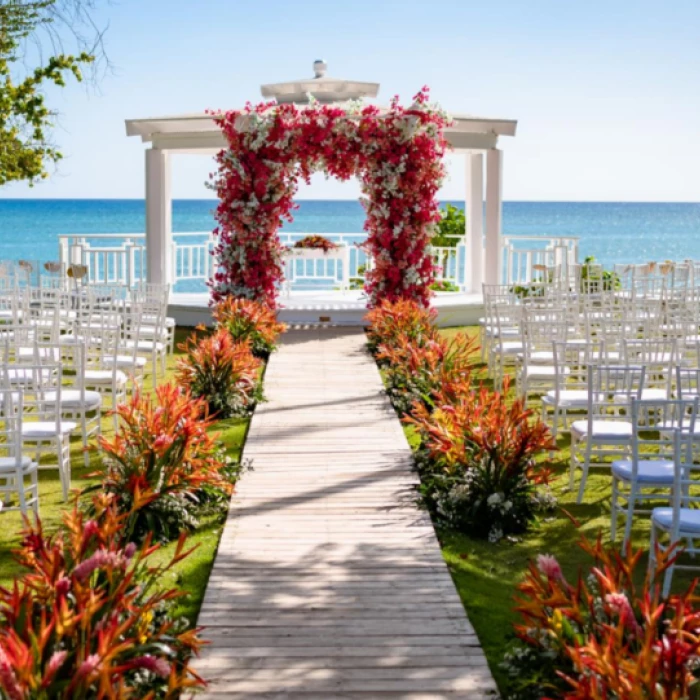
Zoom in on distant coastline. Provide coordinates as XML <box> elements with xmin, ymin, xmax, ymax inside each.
<box><xmin>0</xmin><ymin>199</ymin><xmax>698</xmax><ymax>270</ymax></box>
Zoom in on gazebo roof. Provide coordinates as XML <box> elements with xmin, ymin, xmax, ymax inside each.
<box><xmin>125</xmin><ymin>61</ymin><xmax>517</xmax><ymax>153</ymax></box>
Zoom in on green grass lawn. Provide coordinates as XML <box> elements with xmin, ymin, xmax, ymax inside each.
<box><xmin>413</xmin><ymin>325</ymin><xmax>698</xmax><ymax>692</ymax></box>
<box><xmin>0</xmin><ymin>327</ymin><xmax>251</xmax><ymax>627</ymax></box>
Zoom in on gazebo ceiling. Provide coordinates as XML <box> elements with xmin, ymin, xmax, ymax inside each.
<box><xmin>125</xmin><ymin>60</ymin><xmax>517</xmax><ymax>153</ymax></box>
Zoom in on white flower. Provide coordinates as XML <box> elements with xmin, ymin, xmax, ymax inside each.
<box><xmin>486</xmin><ymin>492</ymin><xmax>502</xmax><ymax>507</ymax></box>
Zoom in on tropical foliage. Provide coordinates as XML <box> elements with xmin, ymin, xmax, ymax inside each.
<box><xmin>408</xmin><ymin>379</ymin><xmax>556</xmax><ymax>541</ymax></box>
<box><xmin>208</xmin><ymin>88</ymin><xmax>450</xmax><ymax>307</ymax></box>
<box><xmin>0</xmin><ymin>1</ymin><xmax>96</xmax><ymax>186</ymax></box>
<box><xmin>377</xmin><ymin>333</ymin><xmax>475</xmax><ymax>415</ymax></box>
<box><xmin>431</xmin><ymin>203</ymin><xmax>465</xmax><ymax>248</ymax></box>
<box><xmin>366</xmin><ymin>300</ymin><xmax>556</xmax><ymax>542</ymax></box>
<box><xmin>365</xmin><ymin>298</ymin><xmax>438</xmax><ymax>356</ymax></box>
<box><xmin>0</xmin><ymin>497</ymin><xmax>204</xmax><ymax>698</ymax></box>
<box><xmin>502</xmin><ymin>537</ymin><xmax>700</xmax><ymax>700</ymax></box>
<box><xmin>176</xmin><ymin>330</ymin><xmax>262</xmax><ymax>419</ymax></box>
<box><xmin>93</xmin><ymin>384</ymin><xmax>233</xmax><ymax>543</ymax></box>
<box><xmin>212</xmin><ymin>297</ymin><xmax>286</xmax><ymax>358</ymax></box>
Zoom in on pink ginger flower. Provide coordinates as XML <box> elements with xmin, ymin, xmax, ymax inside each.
<box><xmin>153</xmin><ymin>434</ymin><xmax>174</xmax><ymax>452</ymax></box>
<box><xmin>124</xmin><ymin>542</ymin><xmax>137</xmax><ymax>560</ymax></box>
<box><xmin>536</xmin><ymin>553</ymin><xmax>565</xmax><ymax>582</ymax></box>
<box><xmin>77</xmin><ymin>654</ymin><xmax>101</xmax><ymax>679</ymax></box>
<box><xmin>73</xmin><ymin>549</ymin><xmax>124</xmax><ymax>582</ymax></box>
<box><xmin>605</xmin><ymin>592</ymin><xmax>642</xmax><ymax>634</ymax></box>
<box><xmin>55</xmin><ymin>577</ymin><xmax>71</xmax><ymax>598</ymax></box>
<box><xmin>131</xmin><ymin>654</ymin><xmax>170</xmax><ymax>678</ymax></box>
<box><xmin>0</xmin><ymin>647</ymin><xmax>23</xmax><ymax>700</ymax></box>
<box><xmin>83</xmin><ymin>520</ymin><xmax>99</xmax><ymax>541</ymax></box>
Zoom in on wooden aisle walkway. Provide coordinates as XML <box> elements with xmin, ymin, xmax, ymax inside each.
<box><xmin>194</xmin><ymin>327</ymin><xmax>497</xmax><ymax>698</ymax></box>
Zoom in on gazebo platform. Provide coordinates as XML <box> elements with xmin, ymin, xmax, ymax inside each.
<box><xmin>169</xmin><ymin>290</ymin><xmax>485</xmax><ymax>328</ymax></box>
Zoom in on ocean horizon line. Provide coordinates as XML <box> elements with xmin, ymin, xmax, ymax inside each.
<box><xmin>0</xmin><ymin>197</ymin><xmax>698</xmax><ymax>205</ymax></box>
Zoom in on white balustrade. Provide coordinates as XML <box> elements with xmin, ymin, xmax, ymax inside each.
<box><xmin>57</xmin><ymin>232</ymin><xmax>580</xmax><ymax>293</ymax></box>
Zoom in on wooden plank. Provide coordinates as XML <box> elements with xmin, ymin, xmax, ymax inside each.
<box><xmin>193</xmin><ymin>327</ymin><xmax>496</xmax><ymax>697</ymax></box>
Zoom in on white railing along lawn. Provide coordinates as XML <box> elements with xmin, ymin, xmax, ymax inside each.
<box><xmin>58</xmin><ymin>232</ymin><xmax>580</xmax><ymax>291</ymax></box>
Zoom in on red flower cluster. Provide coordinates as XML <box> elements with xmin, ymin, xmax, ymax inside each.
<box><xmin>292</xmin><ymin>234</ymin><xmax>339</xmax><ymax>252</ymax></box>
<box><xmin>208</xmin><ymin>88</ymin><xmax>451</xmax><ymax>308</ymax></box>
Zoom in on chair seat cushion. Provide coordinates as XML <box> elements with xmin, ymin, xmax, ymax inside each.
<box><xmin>542</xmin><ymin>389</ymin><xmax>592</xmax><ymax>407</ymax></box>
<box><xmin>17</xmin><ymin>346</ymin><xmax>61</xmax><ymax>362</ymax></box>
<box><xmin>493</xmin><ymin>340</ymin><xmax>523</xmax><ymax>354</ymax></box>
<box><xmin>0</xmin><ymin>456</ymin><xmax>35</xmax><ymax>473</ymax></box>
<box><xmin>104</xmin><ymin>354</ymin><xmax>148</xmax><ymax>368</ymax></box>
<box><xmin>653</xmin><ymin>507</ymin><xmax>700</xmax><ymax>534</ymax></box>
<box><xmin>521</xmin><ymin>365</ymin><xmax>566</xmax><ymax>378</ymax></box>
<box><xmin>611</xmin><ymin>459</ymin><xmax>675</xmax><ymax>484</ymax></box>
<box><xmin>571</xmin><ymin>420</ymin><xmax>633</xmax><ymax>439</ymax></box>
<box><xmin>84</xmin><ymin>369</ymin><xmax>127</xmax><ymax>385</ymax></box>
<box><xmin>43</xmin><ymin>389</ymin><xmax>102</xmax><ymax>409</ymax></box>
<box><xmin>517</xmin><ymin>351</ymin><xmax>554</xmax><ymax>362</ymax></box>
<box><xmin>125</xmin><ymin>339</ymin><xmax>164</xmax><ymax>352</ymax></box>
<box><xmin>612</xmin><ymin>388</ymin><xmax>668</xmax><ymax>404</ymax></box>
<box><xmin>6</xmin><ymin>367</ymin><xmax>54</xmax><ymax>384</ymax></box>
<box><xmin>22</xmin><ymin>420</ymin><xmax>77</xmax><ymax>438</ymax></box>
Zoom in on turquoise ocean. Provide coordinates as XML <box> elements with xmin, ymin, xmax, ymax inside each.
<box><xmin>1</xmin><ymin>199</ymin><xmax>699</xmax><ymax>269</ymax></box>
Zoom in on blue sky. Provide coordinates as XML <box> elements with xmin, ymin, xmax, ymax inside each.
<box><xmin>2</xmin><ymin>0</ymin><xmax>699</xmax><ymax>201</ymax></box>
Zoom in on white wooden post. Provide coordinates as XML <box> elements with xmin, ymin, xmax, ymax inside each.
<box><xmin>485</xmin><ymin>148</ymin><xmax>503</xmax><ymax>285</ymax></box>
<box><xmin>465</xmin><ymin>152</ymin><xmax>484</xmax><ymax>293</ymax></box>
<box><xmin>145</xmin><ymin>148</ymin><xmax>173</xmax><ymax>288</ymax></box>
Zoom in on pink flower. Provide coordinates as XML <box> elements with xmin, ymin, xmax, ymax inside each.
<box><xmin>83</xmin><ymin>520</ymin><xmax>99</xmax><ymax>542</ymax></box>
<box><xmin>0</xmin><ymin>647</ymin><xmax>22</xmax><ymax>700</ymax></box>
<box><xmin>124</xmin><ymin>542</ymin><xmax>137</xmax><ymax>560</ymax></box>
<box><xmin>55</xmin><ymin>577</ymin><xmax>71</xmax><ymax>598</ymax></box>
<box><xmin>132</xmin><ymin>654</ymin><xmax>171</xmax><ymax>678</ymax></box>
<box><xmin>77</xmin><ymin>653</ymin><xmax>100</xmax><ymax>679</ymax></box>
<box><xmin>73</xmin><ymin>549</ymin><xmax>124</xmax><ymax>582</ymax></box>
<box><xmin>47</xmin><ymin>650</ymin><xmax>67</xmax><ymax>675</ymax></box>
<box><xmin>605</xmin><ymin>592</ymin><xmax>642</xmax><ymax>634</ymax></box>
<box><xmin>536</xmin><ymin>554</ymin><xmax>565</xmax><ymax>582</ymax></box>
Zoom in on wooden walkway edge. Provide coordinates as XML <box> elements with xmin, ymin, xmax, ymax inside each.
<box><xmin>193</xmin><ymin>327</ymin><xmax>497</xmax><ymax>698</ymax></box>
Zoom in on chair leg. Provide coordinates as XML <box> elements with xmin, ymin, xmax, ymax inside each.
<box><xmin>577</xmin><ymin>442</ymin><xmax>593</xmax><ymax>504</ymax></box>
<box><xmin>569</xmin><ymin>435</ymin><xmax>579</xmax><ymax>490</ymax></box>
<box><xmin>31</xmin><ymin>468</ymin><xmax>39</xmax><ymax>515</ymax></box>
<box><xmin>648</xmin><ymin>525</ymin><xmax>657</xmax><ymax>574</ymax></box>
<box><xmin>611</xmin><ymin>477</ymin><xmax>619</xmax><ymax>541</ymax></box>
<box><xmin>57</xmin><ymin>437</ymin><xmax>70</xmax><ymax>501</ymax></box>
<box><xmin>662</xmin><ymin>558</ymin><xmax>675</xmax><ymax>597</ymax></box>
<box><xmin>81</xmin><ymin>412</ymin><xmax>89</xmax><ymax>468</ymax></box>
<box><xmin>17</xmin><ymin>469</ymin><xmax>27</xmax><ymax>515</ymax></box>
<box><xmin>622</xmin><ymin>484</ymin><xmax>638</xmax><ymax>550</ymax></box>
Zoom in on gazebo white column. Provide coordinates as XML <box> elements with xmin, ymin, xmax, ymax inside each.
<box><xmin>484</xmin><ymin>148</ymin><xmax>503</xmax><ymax>286</ymax></box>
<box><xmin>145</xmin><ymin>148</ymin><xmax>173</xmax><ymax>287</ymax></box>
<box><xmin>465</xmin><ymin>152</ymin><xmax>484</xmax><ymax>293</ymax></box>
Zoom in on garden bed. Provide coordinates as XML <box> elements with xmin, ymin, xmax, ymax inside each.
<box><xmin>0</xmin><ymin>327</ymin><xmax>253</xmax><ymax>626</ymax></box>
<box><xmin>370</xmin><ymin>316</ymin><xmax>700</xmax><ymax>696</ymax></box>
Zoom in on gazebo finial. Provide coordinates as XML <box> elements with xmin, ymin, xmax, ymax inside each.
<box><xmin>260</xmin><ymin>61</ymin><xmax>379</xmax><ymax>104</ymax></box>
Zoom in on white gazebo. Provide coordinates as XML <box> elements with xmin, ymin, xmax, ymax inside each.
<box><xmin>123</xmin><ymin>61</ymin><xmax>518</xmax><ymax>324</ymax></box>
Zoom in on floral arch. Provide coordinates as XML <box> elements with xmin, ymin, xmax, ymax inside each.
<box><xmin>208</xmin><ymin>88</ymin><xmax>451</xmax><ymax>309</ymax></box>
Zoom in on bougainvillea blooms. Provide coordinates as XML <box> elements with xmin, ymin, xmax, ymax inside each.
<box><xmin>208</xmin><ymin>88</ymin><xmax>451</xmax><ymax>308</ymax></box>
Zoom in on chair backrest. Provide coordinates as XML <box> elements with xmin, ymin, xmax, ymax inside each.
<box><xmin>623</xmin><ymin>338</ymin><xmax>678</xmax><ymax>392</ymax></box>
<box><xmin>551</xmin><ymin>339</ymin><xmax>602</xmax><ymax>400</ymax></box>
<box><xmin>667</xmin><ymin>428</ymin><xmax>700</xmax><ymax>539</ymax></box>
<box><xmin>628</xmin><ymin>397</ymin><xmax>699</xmax><ymax>473</ymax></box>
<box><xmin>587</xmin><ymin>364</ymin><xmax>646</xmax><ymax>418</ymax></box>
<box><xmin>0</xmin><ymin>388</ymin><xmax>24</xmax><ymax>465</ymax></box>
<box><xmin>522</xmin><ymin>306</ymin><xmax>568</xmax><ymax>356</ymax></box>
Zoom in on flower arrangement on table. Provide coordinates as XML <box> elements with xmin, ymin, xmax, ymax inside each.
<box><xmin>290</xmin><ymin>235</ymin><xmax>340</xmax><ymax>253</ymax></box>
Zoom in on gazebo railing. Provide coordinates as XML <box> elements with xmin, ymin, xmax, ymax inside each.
<box><xmin>502</xmin><ymin>235</ymin><xmax>579</xmax><ymax>285</ymax></box>
<box><xmin>58</xmin><ymin>232</ymin><xmax>579</xmax><ymax>292</ymax></box>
